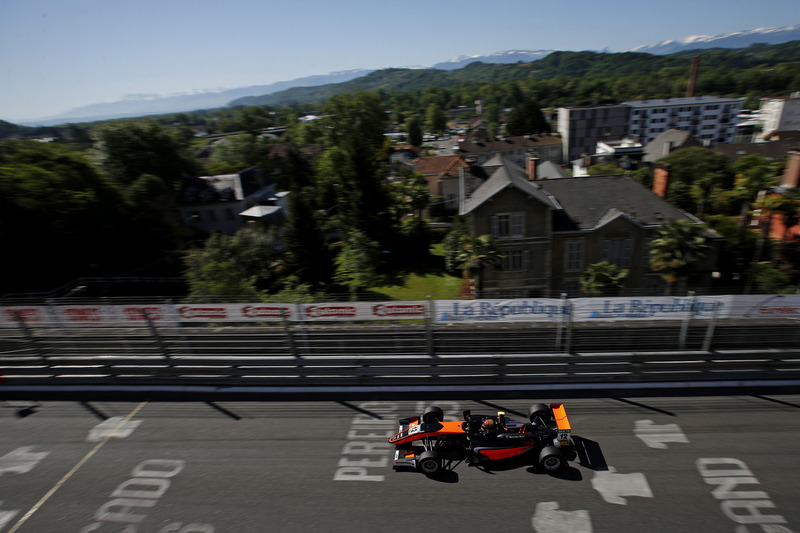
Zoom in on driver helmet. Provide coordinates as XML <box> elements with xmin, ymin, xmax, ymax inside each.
<box><xmin>481</xmin><ymin>418</ymin><xmax>495</xmax><ymax>431</ymax></box>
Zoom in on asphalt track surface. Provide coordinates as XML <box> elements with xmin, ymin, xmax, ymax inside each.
<box><xmin>1</xmin><ymin>396</ymin><xmax>798</xmax><ymax>532</ymax></box>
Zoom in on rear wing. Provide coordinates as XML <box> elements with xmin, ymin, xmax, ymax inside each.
<box><xmin>551</xmin><ymin>403</ymin><xmax>572</xmax><ymax>446</ymax></box>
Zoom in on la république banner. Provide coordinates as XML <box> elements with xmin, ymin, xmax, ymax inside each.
<box><xmin>1</xmin><ymin>295</ymin><xmax>799</xmax><ymax>328</ymax></box>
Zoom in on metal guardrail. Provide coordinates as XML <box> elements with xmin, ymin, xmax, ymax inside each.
<box><xmin>1</xmin><ymin>323</ymin><xmax>800</xmax><ymax>400</ymax></box>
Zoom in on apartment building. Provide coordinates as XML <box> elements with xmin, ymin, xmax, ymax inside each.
<box><xmin>625</xmin><ymin>96</ymin><xmax>742</xmax><ymax>145</ymax></box>
<box><xmin>557</xmin><ymin>96</ymin><xmax>742</xmax><ymax>163</ymax></box>
<box><xmin>556</xmin><ymin>105</ymin><xmax>630</xmax><ymax>162</ymax></box>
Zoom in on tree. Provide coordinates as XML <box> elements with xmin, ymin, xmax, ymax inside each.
<box><xmin>91</xmin><ymin>119</ymin><xmax>201</xmax><ymax>186</ymax></box>
<box><xmin>0</xmin><ymin>140</ymin><xmax>131</xmax><ymax>293</ymax></box>
<box><xmin>580</xmin><ymin>262</ymin><xmax>629</xmax><ymax>295</ymax></box>
<box><xmin>334</xmin><ymin>229</ymin><xmax>381</xmax><ymax>300</ymax></box>
<box><xmin>649</xmin><ymin>219</ymin><xmax>710</xmax><ymax>295</ymax></box>
<box><xmin>587</xmin><ymin>162</ymin><xmax>625</xmax><ymax>176</ymax></box>
<box><xmin>405</xmin><ymin>116</ymin><xmax>423</xmax><ymax>147</ymax></box>
<box><xmin>281</xmin><ymin>149</ymin><xmax>334</xmax><ymax>290</ymax></box>
<box><xmin>316</xmin><ymin>92</ymin><xmax>397</xmax><ymax>249</ymax></box>
<box><xmin>424</xmin><ymin>103</ymin><xmax>447</xmax><ymax>135</ymax></box>
<box><xmin>657</xmin><ymin>147</ymin><xmax>733</xmax><ymax>214</ymax></box>
<box><xmin>456</xmin><ymin>234</ymin><xmax>501</xmax><ymax>298</ymax></box>
<box><xmin>183</xmin><ymin>226</ymin><xmax>280</xmax><ymax>300</ymax></box>
<box><xmin>505</xmin><ymin>100</ymin><xmax>550</xmax><ymax>136</ymax></box>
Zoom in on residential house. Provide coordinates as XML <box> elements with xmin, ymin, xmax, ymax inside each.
<box><xmin>642</xmin><ymin>129</ymin><xmax>703</xmax><ymax>164</ymax></box>
<box><xmin>413</xmin><ymin>155</ymin><xmax>470</xmax><ymax>210</ymax></box>
<box><xmin>460</xmin><ymin>155</ymin><xmax>720</xmax><ymax>297</ymax></box>
<box><xmin>455</xmin><ymin>129</ymin><xmax>564</xmax><ymax>166</ymax></box>
<box><xmin>758</xmin><ymin>92</ymin><xmax>800</xmax><ymax>140</ymax></box>
<box><xmin>556</xmin><ymin>104</ymin><xmax>631</xmax><ymax>163</ymax></box>
<box><xmin>178</xmin><ymin>166</ymin><xmax>286</xmax><ymax>235</ymax></box>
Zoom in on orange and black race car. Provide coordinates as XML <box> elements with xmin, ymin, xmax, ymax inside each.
<box><xmin>388</xmin><ymin>403</ymin><xmax>572</xmax><ymax>476</ymax></box>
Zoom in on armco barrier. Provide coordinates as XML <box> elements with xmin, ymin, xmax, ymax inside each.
<box><xmin>3</xmin><ymin>294</ymin><xmax>800</xmax><ymax>328</ymax></box>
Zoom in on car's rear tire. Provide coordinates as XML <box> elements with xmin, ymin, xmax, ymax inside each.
<box><xmin>421</xmin><ymin>405</ymin><xmax>444</xmax><ymax>423</ymax></box>
<box><xmin>417</xmin><ymin>451</ymin><xmax>441</xmax><ymax>475</ymax></box>
<box><xmin>538</xmin><ymin>446</ymin><xmax>564</xmax><ymax>472</ymax></box>
<box><xmin>529</xmin><ymin>403</ymin><xmax>550</xmax><ymax>423</ymax></box>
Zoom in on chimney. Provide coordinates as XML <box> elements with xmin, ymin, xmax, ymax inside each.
<box><xmin>663</xmin><ymin>140</ymin><xmax>673</xmax><ymax>156</ymax></box>
<box><xmin>653</xmin><ymin>163</ymin><xmax>670</xmax><ymax>197</ymax></box>
<box><xmin>781</xmin><ymin>149</ymin><xmax>800</xmax><ymax>187</ymax></box>
<box><xmin>526</xmin><ymin>154</ymin><xmax>540</xmax><ymax>180</ymax></box>
<box><xmin>686</xmin><ymin>56</ymin><xmax>700</xmax><ymax>98</ymax></box>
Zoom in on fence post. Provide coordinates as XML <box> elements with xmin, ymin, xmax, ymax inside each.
<box><xmin>555</xmin><ymin>293</ymin><xmax>567</xmax><ymax>351</ymax></box>
<box><xmin>12</xmin><ymin>311</ymin><xmax>47</xmax><ymax>363</ymax></box>
<box><xmin>425</xmin><ymin>296</ymin><xmax>437</xmax><ymax>358</ymax></box>
<box><xmin>295</xmin><ymin>299</ymin><xmax>310</xmax><ymax>357</ymax></box>
<box><xmin>564</xmin><ymin>300</ymin><xmax>574</xmax><ymax>354</ymax></box>
<box><xmin>281</xmin><ymin>308</ymin><xmax>298</xmax><ymax>358</ymax></box>
<box><xmin>679</xmin><ymin>291</ymin><xmax>696</xmax><ymax>349</ymax></box>
<box><xmin>143</xmin><ymin>309</ymin><xmax>171</xmax><ymax>363</ymax></box>
<box><xmin>702</xmin><ymin>301</ymin><xmax>722</xmax><ymax>352</ymax></box>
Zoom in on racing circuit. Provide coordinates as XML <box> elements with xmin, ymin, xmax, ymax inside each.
<box><xmin>0</xmin><ymin>396</ymin><xmax>798</xmax><ymax>532</ymax></box>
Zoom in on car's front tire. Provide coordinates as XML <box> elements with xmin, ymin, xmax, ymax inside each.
<box><xmin>417</xmin><ymin>451</ymin><xmax>441</xmax><ymax>475</ymax></box>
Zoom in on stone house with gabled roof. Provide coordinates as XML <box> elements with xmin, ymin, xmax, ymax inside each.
<box><xmin>455</xmin><ymin>131</ymin><xmax>564</xmax><ymax>166</ymax></box>
<box><xmin>413</xmin><ymin>155</ymin><xmax>470</xmax><ymax>210</ymax></box>
<box><xmin>460</xmin><ymin>156</ymin><xmax>721</xmax><ymax>297</ymax></box>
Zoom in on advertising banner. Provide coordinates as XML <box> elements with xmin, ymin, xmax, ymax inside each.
<box><xmin>434</xmin><ymin>299</ymin><xmax>568</xmax><ymax>323</ymax></box>
<box><xmin>718</xmin><ymin>294</ymin><xmax>800</xmax><ymax>319</ymax></box>
<box><xmin>570</xmin><ymin>296</ymin><xmax>722</xmax><ymax>321</ymax></box>
<box><xmin>300</xmin><ymin>301</ymin><xmax>427</xmax><ymax>321</ymax></box>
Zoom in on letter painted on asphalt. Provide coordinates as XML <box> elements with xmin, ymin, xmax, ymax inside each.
<box><xmin>87</xmin><ymin>417</ymin><xmax>143</xmax><ymax>442</ymax></box>
<box><xmin>0</xmin><ymin>502</ymin><xmax>19</xmax><ymax>531</ymax></box>
<box><xmin>333</xmin><ymin>468</ymin><xmax>383</xmax><ymax>482</ymax></box>
<box><xmin>0</xmin><ymin>446</ymin><xmax>50</xmax><ymax>475</ymax></box>
<box><xmin>591</xmin><ymin>467</ymin><xmax>653</xmax><ymax>505</ymax></box>
<box><xmin>532</xmin><ymin>501</ymin><xmax>593</xmax><ymax>533</ymax></box>
<box><xmin>95</xmin><ymin>497</ymin><xmax>156</xmax><ymax>523</ymax></box>
<box><xmin>634</xmin><ymin>420</ymin><xmax>688</xmax><ymax>449</ymax></box>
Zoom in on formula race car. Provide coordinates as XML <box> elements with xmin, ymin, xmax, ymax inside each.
<box><xmin>389</xmin><ymin>403</ymin><xmax>572</xmax><ymax>476</ymax></box>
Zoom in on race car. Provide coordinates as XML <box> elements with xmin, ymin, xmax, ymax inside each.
<box><xmin>388</xmin><ymin>403</ymin><xmax>572</xmax><ymax>476</ymax></box>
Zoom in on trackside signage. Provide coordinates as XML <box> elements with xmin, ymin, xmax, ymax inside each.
<box><xmin>434</xmin><ymin>299</ymin><xmax>567</xmax><ymax>323</ymax></box>
<box><xmin>2</xmin><ymin>294</ymin><xmax>799</xmax><ymax>327</ymax></box>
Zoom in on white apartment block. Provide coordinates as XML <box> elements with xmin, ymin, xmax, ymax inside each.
<box><xmin>759</xmin><ymin>92</ymin><xmax>800</xmax><ymax>139</ymax></box>
<box><xmin>624</xmin><ymin>96</ymin><xmax>742</xmax><ymax>146</ymax></box>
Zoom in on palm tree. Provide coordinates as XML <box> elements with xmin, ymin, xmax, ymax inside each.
<box><xmin>580</xmin><ymin>261</ymin><xmax>629</xmax><ymax>296</ymax></box>
<box><xmin>649</xmin><ymin>219</ymin><xmax>710</xmax><ymax>295</ymax></box>
<box><xmin>456</xmin><ymin>234</ymin><xmax>501</xmax><ymax>298</ymax></box>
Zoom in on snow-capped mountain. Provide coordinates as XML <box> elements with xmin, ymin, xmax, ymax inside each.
<box><xmin>432</xmin><ymin>50</ymin><xmax>555</xmax><ymax>70</ymax></box>
<box><xmin>17</xmin><ymin>24</ymin><xmax>800</xmax><ymax>126</ymax></box>
<box><xmin>628</xmin><ymin>24</ymin><xmax>800</xmax><ymax>55</ymax></box>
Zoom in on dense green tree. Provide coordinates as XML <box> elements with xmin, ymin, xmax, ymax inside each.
<box><xmin>649</xmin><ymin>219</ymin><xmax>710</xmax><ymax>295</ymax></box>
<box><xmin>91</xmin><ymin>119</ymin><xmax>201</xmax><ymax>186</ymax></box>
<box><xmin>405</xmin><ymin>116</ymin><xmax>423</xmax><ymax>147</ymax></box>
<box><xmin>505</xmin><ymin>100</ymin><xmax>550</xmax><ymax>136</ymax></box>
<box><xmin>424</xmin><ymin>103</ymin><xmax>447</xmax><ymax>135</ymax></box>
<box><xmin>316</xmin><ymin>92</ymin><xmax>397</xmax><ymax>249</ymax></box>
<box><xmin>657</xmin><ymin>147</ymin><xmax>733</xmax><ymax>215</ymax></box>
<box><xmin>334</xmin><ymin>229</ymin><xmax>381</xmax><ymax>300</ymax></box>
<box><xmin>281</xmin><ymin>149</ymin><xmax>334</xmax><ymax>290</ymax></box>
<box><xmin>183</xmin><ymin>226</ymin><xmax>280</xmax><ymax>299</ymax></box>
<box><xmin>580</xmin><ymin>261</ymin><xmax>629</xmax><ymax>295</ymax></box>
<box><xmin>0</xmin><ymin>140</ymin><xmax>130</xmax><ymax>293</ymax></box>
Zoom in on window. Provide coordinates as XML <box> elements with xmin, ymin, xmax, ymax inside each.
<box><xmin>501</xmin><ymin>249</ymin><xmax>530</xmax><ymax>271</ymax></box>
<box><xmin>565</xmin><ymin>240</ymin><xmax>584</xmax><ymax>271</ymax></box>
<box><xmin>491</xmin><ymin>213</ymin><xmax>524</xmax><ymax>238</ymax></box>
<box><xmin>602</xmin><ymin>238</ymin><xmax>633</xmax><ymax>267</ymax></box>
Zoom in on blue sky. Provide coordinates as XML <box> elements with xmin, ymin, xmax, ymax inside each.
<box><xmin>1</xmin><ymin>0</ymin><xmax>798</xmax><ymax>122</ymax></box>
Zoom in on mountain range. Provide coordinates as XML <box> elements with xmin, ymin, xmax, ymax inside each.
<box><xmin>21</xmin><ymin>24</ymin><xmax>800</xmax><ymax>126</ymax></box>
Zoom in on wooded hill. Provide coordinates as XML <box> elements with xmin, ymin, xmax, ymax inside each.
<box><xmin>232</xmin><ymin>41</ymin><xmax>800</xmax><ymax>108</ymax></box>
